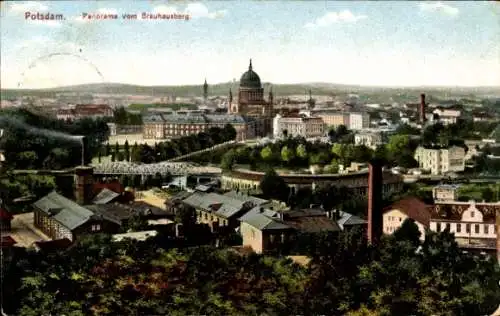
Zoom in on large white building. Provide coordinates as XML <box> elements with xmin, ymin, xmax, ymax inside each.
<box><xmin>414</xmin><ymin>145</ymin><xmax>466</xmax><ymax>175</ymax></box>
<box><xmin>349</xmin><ymin>112</ymin><xmax>370</xmax><ymax>130</ymax></box>
<box><xmin>384</xmin><ymin>197</ymin><xmax>499</xmax><ymax>253</ymax></box>
<box><xmin>273</xmin><ymin>114</ymin><xmax>325</xmax><ymax>139</ymax></box>
<box><xmin>432</xmin><ymin>109</ymin><xmax>462</xmax><ymax>125</ymax></box>
<box><xmin>354</xmin><ymin>132</ymin><xmax>384</xmax><ymax>149</ymax></box>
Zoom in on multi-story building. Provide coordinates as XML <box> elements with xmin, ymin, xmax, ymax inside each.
<box><xmin>414</xmin><ymin>145</ymin><xmax>466</xmax><ymax>175</ymax></box>
<box><xmin>310</xmin><ymin>110</ymin><xmax>350</xmax><ymax>128</ymax></box>
<box><xmin>432</xmin><ymin>108</ymin><xmax>462</xmax><ymax>125</ymax></box>
<box><xmin>272</xmin><ymin>114</ymin><xmax>325</xmax><ymax>139</ymax></box>
<box><xmin>432</xmin><ymin>184</ymin><xmax>459</xmax><ymax>202</ymax></box>
<box><xmin>383</xmin><ymin>197</ymin><xmax>499</xmax><ymax>254</ymax></box>
<box><xmin>227</xmin><ymin>59</ymin><xmax>274</xmax><ymax>137</ymax></box>
<box><xmin>354</xmin><ymin>132</ymin><xmax>384</xmax><ymax>149</ymax></box>
<box><xmin>142</xmin><ymin>112</ymin><xmax>256</xmax><ymax>141</ymax></box>
<box><xmin>349</xmin><ymin>112</ymin><xmax>370</xmax><ymax>130</ymax></box>
<box><xmin>56</xmin><ymin>104</ymin><xmax>114</xmax><ymax>121</ymax></box>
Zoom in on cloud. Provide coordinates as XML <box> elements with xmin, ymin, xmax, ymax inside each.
<box><xmin>419</xmin><ymin>2</ymin><xmax>459</xmax><ymax>17</ymax></box>
<box><xmin>152</xmin><ymin>2</ymin><xmax>227</xmax><ymax>19</ymax></box>
<box><xmin>305</xmin><ymin>10</ymin><xmax>367</xmax><ymax>29</ymax></box>
<box><xmin>9</xmin><ymin>1</ymin><xmax>48</xmax><ymax>13</ymax></box>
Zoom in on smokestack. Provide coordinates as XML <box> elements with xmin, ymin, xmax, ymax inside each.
<box><xmin>497</xmin><ymin>209</ymin><xmax>500</xmax><ymax>265</ymax></box>
<box><xmin>367</xmin><ymin>160</ymin><xmax>383</xmax><ymax>245</ymax></box>
<box><xmin>74</xmin><ymin>166</ymin><xmax>94</xmax><ymax>205</ymax></box>
<box><xmin>420</xmin><ymin>93</ymin><xmax>426</xmax><ymax>123</ymax></box>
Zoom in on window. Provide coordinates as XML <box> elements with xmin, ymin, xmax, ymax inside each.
<box><xmin>399</xmin><ymin>217</ymin><xmax>402</xmax><ymax>222</ymax></box>
<box><xmin>475</xmin><ymin>224</ymin><xmax>479</xmax><ymax>234</ymax></box>
<box><xmin>270</xmin><ymin>234</ymin><xmax>275</xmax><ymax>244</ymax></box>
<box><xmin>251</xmin><ymin>229</ymin><xmax>256</xmax><ymax>239</ymax></box>
<box><xmin>466</xmin><ymin>224</ymin><xmax>470</xmax><ymax>233</ymax></box>
<box><xmin>470</xmin><ymin>211</ymin><xmax>475</xmax><ymax>218</ymax></box>
<box><xmin>494</xmin><ymin>225</ymin><xmax>497</xmax><ymax>234</ymax></box>
<box><xmin>445</xmin><ymin>223</ymin><xmax>450</xmax><ymax>231</ymax></box>
<box><xmin>436</xmin><ymin>222</ymin><xmax>441</xmax><ymax>232</ymax></box>
<box><xmin>484</xmin><ymin>225</ymin><xmax>489</xmax><ymax>235</ymax></box>
<box><xmin>456</xmin><ymin>224</ymin><xmax>461</xmax><ymax>233</ymax></box>
<box><xmin>91</xmin><ymin>224</ymin><xmax>101</xmax><ymax>232</ymax></box>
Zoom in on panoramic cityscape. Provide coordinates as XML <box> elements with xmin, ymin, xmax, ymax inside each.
<box><xmin>1</xmin><ymin>1</ymin><xmax>500</xmax><ymax>315</ymax></box>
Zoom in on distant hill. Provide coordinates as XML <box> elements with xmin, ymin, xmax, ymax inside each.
<box><xmin>2</xmin><ymin>82</ymin><xmax>499</xmax><ymax>100</ymax></box>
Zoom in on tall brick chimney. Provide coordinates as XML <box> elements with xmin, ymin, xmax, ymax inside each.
<box><xmin>497</xmin><ymin>209</ymin><xmax>500</xmax><ymax>265</ymax></box>
<box><xmin>420</xmin><ymin>93</ymin><xmax>426</xmax><ymax>123</ymax></box>
<box><xmin>367</xmin><ymin>160</ymin><xmax>383</xmax><ymax>245</ymax></box>
<box><xmin>74</xmin><ymin>166</ymin><xmax>94</xmax><ymax>205</ymax></box>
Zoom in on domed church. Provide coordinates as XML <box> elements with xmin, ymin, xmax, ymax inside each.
<box><xmin>228</xmin><ymin>59</ymin><xmax>274</xmax><ymax>136</ymax></box>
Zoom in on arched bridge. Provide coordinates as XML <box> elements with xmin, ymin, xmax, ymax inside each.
<box><xmin>91</xmin><ymin>161</ymin><xmax>222</xmax><ymax>177</ymax></box>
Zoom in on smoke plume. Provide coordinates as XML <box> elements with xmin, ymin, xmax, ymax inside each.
<box><xmin>0</xmin><ymin>115</ymin><xmax>83</xmax><ymax>144</ymax></box>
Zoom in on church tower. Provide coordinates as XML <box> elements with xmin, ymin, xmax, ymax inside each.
<box><xmin>228</xmin><ymin>88</ymin><xmax>236</xmax><ymax>114</ymax></box>
<box><xmin>268</xmin><ymin>86</ymin><xmax>274</xmax><ymax>107</ymax></box>
<box><xmin>203</xmin><ymin>78</ymin><xmax>208</xmax><ymax>102</ymax></box>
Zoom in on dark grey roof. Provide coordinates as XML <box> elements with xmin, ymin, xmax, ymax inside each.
<box><xmin>143</xmin><ymin>114</ymin><xmax>165</xmax><ymax>123</ymax></box>
<box><xmin>194</xmin><ymin>184</ymin><xmax>212</xmax><ymax>192</ymax></box>
<box><xmin>86</xmin><ymin>203</ymin><xmax>135</xmax><ymax>225</ymax></box>
<box><xmin>336</xmin><ymin>211</ymin><xmax>367</xmax><ymax>230</ymax></box>
<box><xmin>223</xmin><ymin>191</ymin><xmax>268</xmax><ymax>206</ymax></box>
<box><xmin>182</xmin><ymin>192</ymin><xmax>251</xmax><ymax>219</ymax></box>
<box><xmin>239</xmin><ymin>206</ymin><xmax>291</xmax><ymax>231</ymax></box>
<box><xmin>92</xmin><ymin>188</ymin><xmax>120</xmax><ymax>205</ymax></box>
<box><xmin>205</xmin><ymin>114</ymin><xmax>249</xmax><ymax>124</ymax></box>
<box><xmin>33</xmin><ymin>191</ymin><xmax>94</xmax><ymax>230</ymax></box>
<box><xmin>127</xmin><ymin>201</ymin><xmax>170</xmax><ymax>217</ymax></box>
<box><xmin>162</xmin><ymin>113</ymin><xmax>208</xmax><ymax>124</ymax></box>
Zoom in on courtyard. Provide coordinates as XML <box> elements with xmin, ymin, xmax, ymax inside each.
<box><xmin>8</xmin><ymin>212</ymin><xmax>51</xmax><ymax>248</ymax></box>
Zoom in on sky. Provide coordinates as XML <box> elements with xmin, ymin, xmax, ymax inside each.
<box><xmin>1</xmin><ymin>1</ymin><xmax>499</xmax><ymax>89</ymax></box>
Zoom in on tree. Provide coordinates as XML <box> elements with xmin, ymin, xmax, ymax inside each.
<box><xmin>17</xmin><ymin>151</ymin><xmax>38</xmax><ymax>169</ymax></box>
<box><xmin>296</xmin><ymin>144</ymin><xmax>308</xmax><ymax>160</ymax></box>
<box><xmin>393</xmin><ymin>218</ymin><xmax>421</xmax><ymax>247</ymax></box>
<box><xmin>260</xmin><ymin>146</ymin><xmax>273</xmax><ymax>161</ymax></box>
<box><xmin>221</xmin><ymin>149</ymin><xmax>237</xmax><ymax>170</ymax></box>
<box><xmin>259</xmin><ymin>169</ymin><xmax>289</xmax><ymax>201</ymax></box>
<box><xmin>481</xmin><ymin>187</ymin><xmax>494</xmax><ymax>202</ymax></box>
<box><xmin>222</xmin><ymin>124</ymin><xmax>237</xmax><ymax>142</ymax></box>
<box><xmin>105</xmin><ymin>142</ymin><xmax>111</xmax><ymax>156</ymax></box>
<box><xmin>124</xmin><ymin>140</ymin><xmax>130</xmax><ymax>162</ymax></box>
<box><xmin>281</xmin><ymin>146</ymin><xmax>295</xmax><ymax>163</ymax></box>
<box><xmin>114</xmin><ymin>142</ymin><xmax>120</xmax><ymax>159</ymax></box>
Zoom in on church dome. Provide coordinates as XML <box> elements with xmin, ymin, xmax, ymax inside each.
<box><xmin>240</xmin><ymin>59</ymin><xmax>261</xmax><ymax>88</ymax></box>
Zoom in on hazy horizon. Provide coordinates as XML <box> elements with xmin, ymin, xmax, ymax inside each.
<box><xmin>1</xmin><ymin>1</ymin><xmax>499</xmax><ymax>89</ymax></box>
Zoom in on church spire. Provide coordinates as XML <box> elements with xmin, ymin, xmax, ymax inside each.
<box><xmin>249</xmin><ymin>59</ymin><xmax>253</xmax><ymax>71</ymax></box>
<box><xmin>229</xmin><ymin>88</ymin><xmax>233</xmax><ymax>103</ymax></box>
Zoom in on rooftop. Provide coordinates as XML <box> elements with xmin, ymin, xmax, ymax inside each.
<box><xmin>33</xmin><ymin>191</ymin><xmax>95</xmax><ymax>230</ymax></box>
<box><xmin>384</xmin><ymin>197</ymin><xmax>432</xmax><ymax>227</ymax></box>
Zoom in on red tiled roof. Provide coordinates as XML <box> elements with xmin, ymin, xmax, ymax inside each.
<box><xmin>0</xmin><ymin>208</ymin><xmax>13</xmax><ymax>220</ymax></box>
<box><xmin>93</xmin><ymin>181</ymin><xmax>124</xmax><ymax>195</ymax></box>
<box><xmin>384</xmin><ymin>197</ymin><xmax>432</xmax><ymax>227</ymax></box>
<box><xmin>431</xmin><ymin>202</ymin><xmax>498</xmax><ymax>222</ymax></box>
<box><xmin>1</xmin><ymin>236</ymin><xmax>16</xmax><ymax>248</ymax></box>
<box><xmin>34</xmin><ymin>238</ymin><xmax>72</xmax><ymax>252</ymax></box>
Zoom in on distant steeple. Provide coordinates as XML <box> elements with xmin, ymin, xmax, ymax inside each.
<box><xmin>203</xmin><ymin>78</ymin><xmax>208</xmax><ymax>101</ymax></box>
<box><xmin>268</xmin><ymin>86</ymin><xmax>274</xmax><ymax>106</ymax></box>
<box><xmin>249</xmin><ymin>59</ymin><xmax>253</xmax><ymax>71</ymax></box>
<box><xmin>229</xmin><ymin>88</ymin><xmax>233</xmax><ymax>103</ymax></box>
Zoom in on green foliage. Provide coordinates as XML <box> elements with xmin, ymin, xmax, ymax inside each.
<box><xmin>0</xmin><ymin>108</ymin><xmax>109</xmax><ymax>169</ymax></box>
<box><xmin>259</xmin><ymin>169</ymin><xmax>289</xmax><ymax>201</ymax></box>
<box><xmin>220</xmin><ymin>149</ymin><xmax>237</xmax><ymax>170</ymax></box>
<box><xmin>3</xmin><ymin>226</ymin><xmax>499</xmax><ymax>316</ymax></box>
<box><xmin>113</xmin><ymin>106</ymin><xmax>142</xmax><ymax>125</ymax></box>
